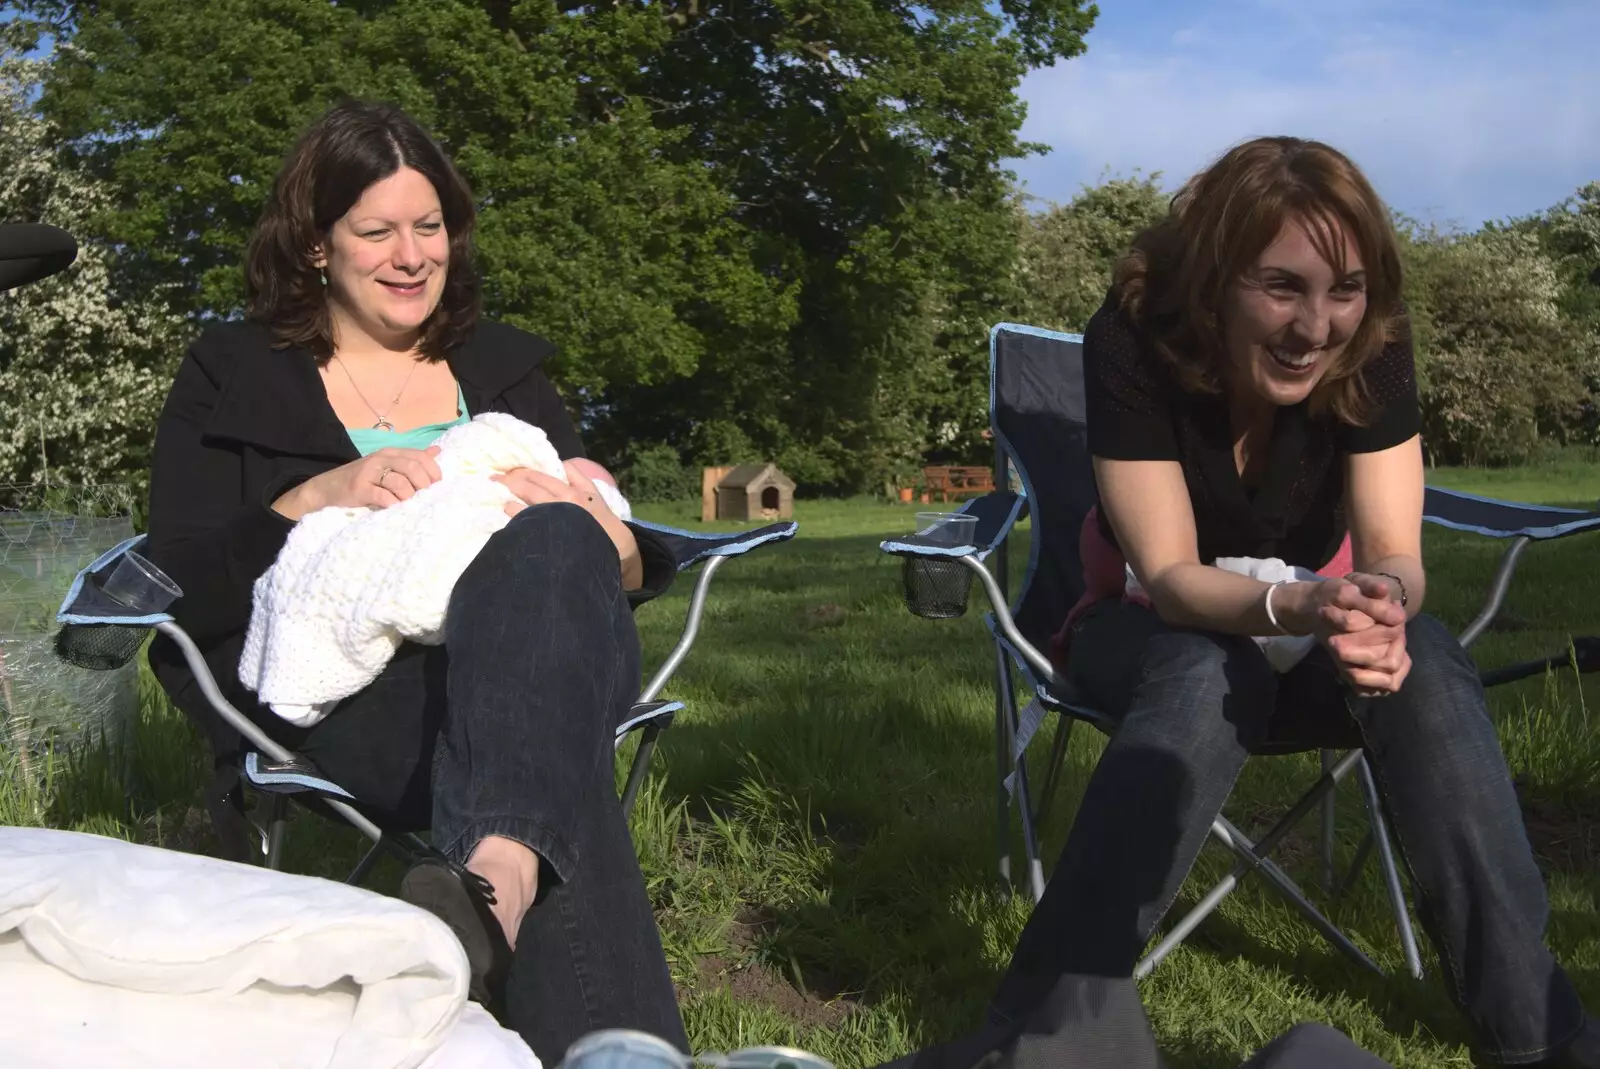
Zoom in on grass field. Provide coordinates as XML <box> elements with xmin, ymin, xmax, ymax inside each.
<box><xmin>5</xmin><ymin>453</ymin><xmax>1600</xmax><ymax>1068</ymax></box>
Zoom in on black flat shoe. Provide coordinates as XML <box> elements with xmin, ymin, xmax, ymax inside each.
<box><xmin>399</xmin><ymin>857</ymin><xmax>513</xmax><ymax>1018</ymax></box>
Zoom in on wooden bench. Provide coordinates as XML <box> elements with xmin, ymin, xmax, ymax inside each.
<box><xmin>921</xmin><ymin>465</ymin><xmax>995</xmax><ymax>503</ymax></box>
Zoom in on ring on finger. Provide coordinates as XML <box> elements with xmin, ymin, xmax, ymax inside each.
<box><xmin>376</xmin><ymin>466</ymin><xmax>392</xmax><ymax>486</ymax></box>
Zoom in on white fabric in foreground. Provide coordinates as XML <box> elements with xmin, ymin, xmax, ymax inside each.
<box><xmin>1124</xmin><ymin>555</ymin><xmax>1319</xmax><ymax>672</ymax></box>
<box><xmin>238</xmin><ymin>412</ymin><xmax>631</xmax><ymax>726</ymax></box>
<box><xmin>0</xmin><ymin>827</ymin><xmax>540</xmax><ymax>1069</ymax></box>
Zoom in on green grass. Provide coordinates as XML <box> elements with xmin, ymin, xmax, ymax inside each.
<box><xmin>6</xmin><ymin>464</ymin><xmax>1600</xmax><ymax>1068</ymax></box>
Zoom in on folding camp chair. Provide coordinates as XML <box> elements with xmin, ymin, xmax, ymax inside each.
<box><xmin>880</xmin><ymin>322</ymin><xmax>1600</xmax><ymax>982</ymax></box>
<box><xmin>54</xmin><ymin>518</ymin><xmax>797</xmax><ymax>883</ymax></box>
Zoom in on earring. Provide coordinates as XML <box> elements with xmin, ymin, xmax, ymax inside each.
<box><xmin>319</xmin><ymin>268</ymin><xmax>328</xmax><ymax>288</ymax></box>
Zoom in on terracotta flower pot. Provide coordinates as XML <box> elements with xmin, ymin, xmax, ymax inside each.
<box><xmin>898</xmin><ymin>487</ymin><xmax>914</xmax><ymax>503</ymax></box>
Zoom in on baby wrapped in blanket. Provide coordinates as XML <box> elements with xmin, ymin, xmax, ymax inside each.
<box><xmin>238</xmin><ymin>412</ymin><xmax>631</xmax><ymax>726</ymax></box>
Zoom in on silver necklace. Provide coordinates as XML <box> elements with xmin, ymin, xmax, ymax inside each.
<box><xmin>333</xmin><ymin>354</ymin><xmax>420</xmax><ymax>431</ymax></box>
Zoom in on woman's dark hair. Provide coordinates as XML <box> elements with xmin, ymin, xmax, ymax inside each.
<box><xmin>244</xmin><ymin>100</ymin><xmax>479</xmax><ymax>361</ymax></box>
<box><xmin>1113</xmin><ymin>136</ymin><xmax>1405</xmax><ymax>425</ymax></box>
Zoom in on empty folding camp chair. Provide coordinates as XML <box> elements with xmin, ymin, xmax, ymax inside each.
<box><xmin>55</xmin><ymin>518</ymin><xmax>797</xmax><ymax>882</ymax></box>
<box><xmin>884</xmin><ymin>324</ymin><xmax>1435</xmax><ymax>980</ymax></box>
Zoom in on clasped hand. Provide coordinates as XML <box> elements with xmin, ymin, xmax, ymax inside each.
<box><xmin>1291</xmin><ymin>574</ymin><xmax>1411</xmax><ymax>698</ymax></box>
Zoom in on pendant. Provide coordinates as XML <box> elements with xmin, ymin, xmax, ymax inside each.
<box><xmin>374</xmin><ymin>418</ymin><xmax>394</xmax><ymax>431</ymax></box>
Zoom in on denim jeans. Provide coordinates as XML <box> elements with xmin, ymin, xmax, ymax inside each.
<box><xmin>264</xmin><ymin>502</ymin><xmax>687</xmax><ymax>1063</ymax></box>
<box><xmin>989</xmin><ymin>600</ymin><xmax>1587</xmax><ymax>1064</ymax></box>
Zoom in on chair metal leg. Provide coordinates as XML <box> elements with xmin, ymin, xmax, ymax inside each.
<box><xmin>346</xmin><ymin>836</ymin><xmax>385</xmax><ymax>886</ymax></box>
<box><xmin>1135</xmin><ymin>749</ymin><xmax>1377</xmax><ymax>977</ymax></box>
<box><xmin>1034</xmin><ymin>715</ymin><xmax>1074</xmax><ymax>830</ymax></box>
<box><xmin>1459</xmin><ymin>535</ymin><xmax>1531</xmax><ymax>649</ymax></box>
<box><xmin>1013</xmin><ymin>748</ymin><xmax>1046</xmax><ymax>903</ymax></box>
<box><xmin>995</xmin><ymin>646</ymin><xmax>1016</xmax><ymax>892</ymax></box>
<box><xmin>620</xmin><ymin>724</ymin><xmax>662</xmax><ymax>818</ymax></box>
<box><xmin>1357</xmin><ymin>756</ymin><xmax>1424</xmax><ymax>979</ymax></box>
<box><xmin>1320</xmin><ymin>749</ymin><xmax>1337</xmax><ymax>893</ymax></box>
<box><xmin>1333</xmin><ymin>830</ymin><xmax>1375</xmax><ymax>901</ymax></box>
<box><xmin>264</xmin><ymin>795</ymin><xmax>289</xmax><ymax>872</ymax></box>
<box><xmin>1212</xmin><ymin>814</ymin><xmax>1383</xmax><ymax>975</ymax></box>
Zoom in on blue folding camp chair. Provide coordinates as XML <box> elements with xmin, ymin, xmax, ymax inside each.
<box><xmin>880</xmin><ymin>322</ymin><xmax>1600</xmax><ymax>981</ymax></box>
<box><xmin>54</xmin><ymin>518</ymin><xmax>797</xmax><ymax>882</ymax></box>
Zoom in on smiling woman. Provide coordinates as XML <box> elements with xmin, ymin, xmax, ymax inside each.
<box><xmin>141</xmin><ymin>100</ymin><xmax>688</xmax><ymax>1063</ymax></box>
<box><xmin>990</xmin><ymin>136</ymin><xmax>1600</xmax><ymax>1069</ymax></box>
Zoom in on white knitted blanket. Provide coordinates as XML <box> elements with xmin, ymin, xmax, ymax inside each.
<box><xmin>238</xmin><ymin>412</ymin><xmax>631</xmax><ymax>727</ymax></box>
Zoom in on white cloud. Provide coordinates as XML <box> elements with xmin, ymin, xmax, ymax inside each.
<box><xmin>1012</xmin><ymin>0</ymin><xmax>1600</xmax><ymax>227</ymax></box>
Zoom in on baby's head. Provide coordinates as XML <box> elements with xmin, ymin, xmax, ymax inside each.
<box><xmin>565</xmin><ymin>457</ymin><xmax>618</xmax><ymax>489</ymax></box>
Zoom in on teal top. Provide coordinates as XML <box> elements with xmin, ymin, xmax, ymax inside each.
<box><xmin>345</xmin><ymin>383</ymin><xmax>470</xmax><ymax>456</ymax></box>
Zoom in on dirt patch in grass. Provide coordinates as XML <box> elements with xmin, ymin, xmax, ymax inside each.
<box><xmin>685</xmin><ymin>908</ymin><xmax>859</xmax><ymax>1030</ymax></box>
<box><xmin>799</xmin><ymin>603</ymin><xmax>849</xmax><ymax>630</ymax></box>
<box><xmin>695</xmin><ymin>954</ymin><xmax>858</xmax><ymax>1030</ymax></box>
<box><xmin>1516</xmin><ymin>779</ymin><xmax>1600</xmax><ymax>874</ymax></box>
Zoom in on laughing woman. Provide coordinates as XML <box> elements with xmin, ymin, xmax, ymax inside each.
<box><xmin>990</xmin><ymin>137</ymin><xmax>1597</xmax><ymax>1067</ymax></box>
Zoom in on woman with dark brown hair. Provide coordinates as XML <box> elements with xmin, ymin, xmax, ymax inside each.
<box><xmin>143</xmin><ymin>100</ymin><xmax>687</xmax><ymax>1061</ymax></box>
<box><xmin>988</xmin><ymin>137</ymin><xmax>1597</xmax><ymax>1066</ymax></box>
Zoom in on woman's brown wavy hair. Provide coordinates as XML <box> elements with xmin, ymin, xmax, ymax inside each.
<box><xmin>1113</xmin><ymin>136</ymin><xmax>1405</xmax><ymax>424</ymax></box>
<box><xmin>243</xmin><ymin>99</ymin><xmax>480</xmax><ymax>362</ymax></box>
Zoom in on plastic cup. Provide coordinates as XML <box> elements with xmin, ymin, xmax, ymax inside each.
<box><xmin>100</xmin><ymin>550</ymin><xmax>182</xmax><ymax>613</ymax></box>
<box><xmin>557</xmin><ymin>1032</ymin><xmax>835</xmax><ymax>1069</ymax></box>
<box><xmin>903</xmin><ymin>512</ymin><xmax>978</xmax><ymax>619</ymax></box>
<box><xmin>718</xmin><ymin>1048</ymin><xmax>835</xmax><ymax>1069</ymax></box>
<box><xmin>560</xmin><ymin>1030</ymin><xmax>690</xmax><ymax>1069</ymax></box>
<box><xmin>915</xmin><ymin>511</ymin><xmax>978</xmax><ymax>547</ymax></box>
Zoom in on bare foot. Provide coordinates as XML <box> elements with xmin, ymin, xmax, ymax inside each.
<box><xmin>466</xmin><ymin>835</ymin><xmax>539</xmax><ymax>950</ymax></box>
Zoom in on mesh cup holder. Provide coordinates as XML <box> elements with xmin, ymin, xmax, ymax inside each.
<box><xmin>901</xmin><ymin>556</ymin><xmax>975</xmax><ymax>619</ymax></box>
<box><xmin>54</xmin><ymin>623</ymin><xmax>148</xmax><ymax>671</ymax></box>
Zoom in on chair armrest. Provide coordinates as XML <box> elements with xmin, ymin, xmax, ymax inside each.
<box><xmin>1424</xmin><ymin>486</ymin><xmax>1600</xmax><ymax>541</ymax></box>
<box><xmin>55</xmin><ymin>535</ymin><xmax>177</xmax><ymax>628</ymax></box>
<box><xmin>629</xmin><ymin>519</ymin><xmax>798</xmax><ymax>571</ymax></box>
<box><xmin>629</xmin><ymin>520</ymin><xmax>799</xmax><ymax>703</ymax></box>
<box><xmin>1423</xmin><ymin>486</ymin><xmax>1600</xmax><ymax>648</ymax></box>
<box><xmin>878</xmin><ymin>491</ymin><xmax>1024</xmax><ymax>561</ymax></box>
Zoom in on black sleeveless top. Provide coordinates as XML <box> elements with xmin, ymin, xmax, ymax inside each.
<box><xmin>1082</xmin><ymin>294</ymin><xmax>1421</xmax><ymax>571</ymax></box>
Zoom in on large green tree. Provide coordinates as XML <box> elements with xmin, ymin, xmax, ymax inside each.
<box><xmin>14</xmin><ymin>0</ymin><xmax>1097</xmax><ymax>490</ymax></box>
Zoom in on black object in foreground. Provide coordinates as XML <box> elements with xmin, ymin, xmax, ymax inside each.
<box><xmin>0</xmin><ymin>222</ymin><xmax>77</xmax><ymax>293</ymax></box>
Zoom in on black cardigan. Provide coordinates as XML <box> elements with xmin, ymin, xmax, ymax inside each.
<box><xmin>144</xmin><ymin>318</ymin><xmax>675</xmax><ymax>758</ymax></box>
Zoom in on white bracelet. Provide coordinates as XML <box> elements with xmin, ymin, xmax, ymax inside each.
<box><xmin>1263</xmin><ymin>580</ymin><xmax>1290</xmax><ymax>635</ymax></box>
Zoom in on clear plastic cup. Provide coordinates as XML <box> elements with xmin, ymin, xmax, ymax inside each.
<box><xmin>903</xmin><ymin>512</ymin><xmax>978</xmax><ymax>619</ymax></box>
<box><xmin>560</xmin><ymin>1030</ymin><xmax>690</xmax><ymax>1069</ymax></box>
<box><xmin>716</xmin><ymin>1048</ymin><xmax>834</xmax><ymax>1069</ymax></box>
<box><xmin>100</xmin><ymin>550</ymin><xmax>182</xmax><ymax>613</ymax></box>
<box><xmin>915</xmin><ymin>510</ymin><xmax>978</xmax><ymax>547</ymax></box>
<box><xmin>558</xmin><ymin>1031</ymin><xmax>835</xmax><ymax>1069</ymax></box>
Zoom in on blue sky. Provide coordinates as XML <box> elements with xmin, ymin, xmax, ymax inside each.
<box><xmin>1011</xmin><ymin>0</ymin><xmax>1600</xmax><ymax>229</ymax></box>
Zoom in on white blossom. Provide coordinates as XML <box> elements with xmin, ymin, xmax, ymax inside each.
<box><xmin>0</xmin><ymin>48</ymin><xmax>185</xmax><ymax>490</ymax></box>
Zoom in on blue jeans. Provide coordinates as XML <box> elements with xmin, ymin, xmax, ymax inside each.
<box><xmin>990</xmin><ymin>601</ymin><xmax>1587</xmax><ymax>1064</ymax></box>
<box><xmin>267</xmin><ymin>503</ymin><xmax>687</xmax><ymax>1063</ymax></box>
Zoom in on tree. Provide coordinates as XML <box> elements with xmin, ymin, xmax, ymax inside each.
<box><xmin>1542</xmin><ymin>182</ymin><xmax>1600</xmax><ymax>334</ymax></box>
<box><xmin>0</xmin><ymin>25</ymin><xmax>185</xmax><ymax>490</ymax></box>
<box><xmin>1399</xmin><ymin>217</ymin><xmax>1599</xmax><ymax>466</ymax></box>
<box><xmin>18</xmin><ymin>0</ymin><xmax>1099</xmax><ymax>491</ymax></box>
<box><xmin>1013</xmin><ymin>172</ymin><xmax>1168</xmax><ymax>333</ymax></box>
<box><xmin>19</xmin><ymin>0</ymin><xmax>797</xmax><ymax>447</ymax></box>
<box><xmin>593</xmin><ymin>1</ymin><xmax>1100</xmax><ymax>487</ymax></box>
